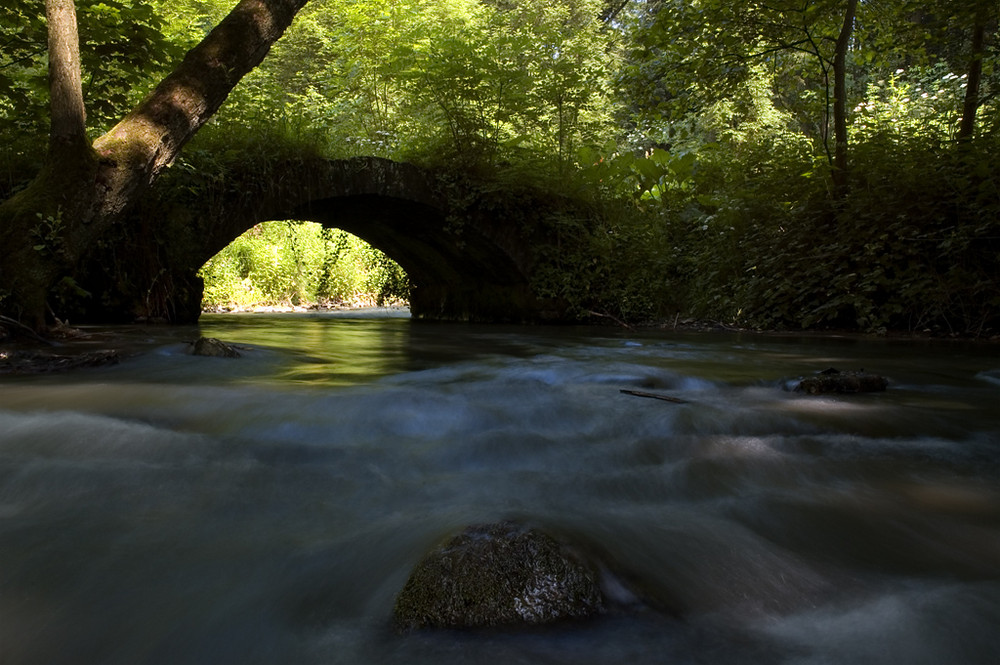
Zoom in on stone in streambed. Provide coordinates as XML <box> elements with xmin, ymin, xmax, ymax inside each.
<box><xmin>190</xmin><ymin>337</ymin><xmax>241</xmax><ymax>358</ymax></box>
<box><xmin>393</xmin><ymin>521</ymin><xmax>605</xmax><ymax>630</ymax></box>
<box><xmin>795</xmin><ymin>367</ymin><xmax>887</xmax><ymax>394</ymax></box>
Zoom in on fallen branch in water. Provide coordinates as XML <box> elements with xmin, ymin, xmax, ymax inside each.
<box><xmin>0</xmin><ymin>315</ymin><xmax>55</xmax><ymax>346</ymax></box>
<box><xmin>620</xmin><ymin>389</ymin><xmax>689</xmax><ymax>404</ymax></box>
<box><xmin>587</xmin><ymin>310</ymin><xmax>634</xmax><ymax>330</ymax></box>
<box><xmin>0</xmin><ymin>349</ymin><xmax>120</xmax><ymax>374</ymax></box>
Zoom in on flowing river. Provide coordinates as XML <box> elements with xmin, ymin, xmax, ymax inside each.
<box><xmin>2</xmin><ymin>311</ymin><xmax>999</xmax><ymax>664</ymax></box>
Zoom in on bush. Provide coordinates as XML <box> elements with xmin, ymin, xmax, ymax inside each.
<box><xmin>660</xmin><ymin>135</ymin><xmax>1000</xmax><ymax>335</ymax></box>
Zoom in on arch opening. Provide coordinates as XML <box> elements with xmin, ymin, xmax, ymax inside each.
<box><xmin>294</xmin><ymin>191</ymin><xmax>542</xmax><ymax>322</ymax></box>
<box><xmin>198</xmin><ymin>220</ymin><xmax>409</xmax><ymax>313</ymax></box>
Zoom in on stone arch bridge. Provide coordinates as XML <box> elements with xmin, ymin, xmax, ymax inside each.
<box><xmin>78</xmin><ymin>157</ymin><xmax>569</xmax><ymax>324</ymax></box>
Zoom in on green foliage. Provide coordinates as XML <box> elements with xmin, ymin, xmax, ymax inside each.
<box><xmin>582</xmin><ymin>0</ymin><xmax>1000</xmax><ymax>335</ymax></box>
<box><xmin>0</xmin><ymin>0</ymin><xmax>180</xmax><ymax>137</ymax></box>
<box><xmin>852</xmin><ymin>64</ymin><xmax>970</xmax><ymax>143</ymax></box>
<box><xmin>0</xmin><ymin>3</ymin><xmax>48</xmax><ymax>139</ymax></box>
<box><xmin>206</xmin><ymin>0</ymin><xmax>617</xmax><ymax>173</ymax></box>
<box><xmin>199</xmin><ymin>221</ymin><xmax>409</xmax><ymax>310</ymax></box>
<box><xmin>528</xmin><ymin>201</ymin><xmax>680</xmax><ymax>323</ymax></box>
<box><xmin>638</xmin><ymin>130</ymin><xmax>1000</xmax><ymax>335</ymax></box>
<box><xmin>30</xmin><ymin>209</ymin><xmax>66</xmax><ymax>258</ymax></box>
<box><xmin>1</xmin><ymin>0</ymin><xmax>180</xmax><ymax>197</ymax></box>
<box><xmin>394</xmin><ymin>0</ymin><xmax>616</xmax><ymax>168</ymax></box>
<box><xmin>153</xmin><ymin>116</ymin><xmax>332</xmax><ymax>222</ymax></box>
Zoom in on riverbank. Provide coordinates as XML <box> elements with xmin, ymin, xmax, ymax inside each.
<box><xmin>618</xmin><ymin>313</ymin><xmax>1000</xmax><ymax>343</ymax></box>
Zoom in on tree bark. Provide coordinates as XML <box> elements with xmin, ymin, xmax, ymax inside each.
<box><xmin>45</xmin><ymin>0</ymin><xmax>88</xmax><ymax>158</ymax></box>
<box><xmin>0</xmin><ymin>0</ymin><xmax>310</xmax><ymax>331</ymax></box>
<box><xmin>0</xmin><ymin>1</ymin><xmax>98</xmax><ymax>330</ymax></box>
<box><xmin>830</xmin><ymin>0</ymin><xmax>858</xmax><ymax>200</ymax></box>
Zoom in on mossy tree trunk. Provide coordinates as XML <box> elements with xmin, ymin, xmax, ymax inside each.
<box><xmin>0</xmin><ymin>0</ymin><xmax>309</xmax><ymax>331</ymax></box>
<box><xmin>0</xmin><ymin>1</ymin><xmax>98</xmax><ymax>331</ymax></box>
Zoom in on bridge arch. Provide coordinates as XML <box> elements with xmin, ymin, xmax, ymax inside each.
<box><xmin>164</xmin><ymin>157</ymin><xmax>549</xmax><ymax>322</ymax></box>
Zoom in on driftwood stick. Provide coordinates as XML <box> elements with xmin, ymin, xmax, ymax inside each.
<box><xmin>620</xmin><ymin>389</ymin><xmax>689</xmax><ymax>404</ymax></box>
<box><xmin>0</xmin><ymin>314</ymin><xmax>55</xmax><ymax>346</ymax></box>
<box><xmin>586</xmin><ymin>310</ymin><xmax>634</xmax><ymax>330</ymax></box>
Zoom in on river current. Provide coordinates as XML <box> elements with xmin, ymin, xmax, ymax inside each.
<box><xmin>2</xmin><ymin>311</ymin><xmax>999</xmax><ymax>664</ymax></box>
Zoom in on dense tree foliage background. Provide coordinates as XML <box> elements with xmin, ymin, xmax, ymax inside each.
<box><xmin>2</xmin><ymin>0</ymin><xmax>998</xmax><ymax>333</ymax></box>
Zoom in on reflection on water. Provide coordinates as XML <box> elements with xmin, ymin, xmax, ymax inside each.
<box><xmin>199</xmin><ymin>311</ymin><xmax>414</xmax><ymax>385</ymax></box>
<box><xmin>1</xmin><ymin>312</ymin><xmax>999</xmax><ymax>664</ymax></box>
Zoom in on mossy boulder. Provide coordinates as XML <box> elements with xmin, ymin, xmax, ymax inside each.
<box><xmin>190</xmin><ymin>337</ymin><xmax>240</xmax><ymax>358</ymax></box>
<box><xmin>394</xmin><ymin>521</ymin><xmax>605</xmax><ymax>630</ymax></box>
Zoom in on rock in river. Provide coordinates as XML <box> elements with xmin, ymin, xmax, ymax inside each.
<box><xmin>394</xmin><ymin>521</ymin><xmax>605</xmax><ymax>630</ymax></box>
<box><xmin>795</xmin><ymin>367</ymin><xmax>887</xmax><ymax>394</ymax></box>
<box><xmin>190</xmin><ymin>337</ymin><xmax>241</xmax><ymax>358</ymax></box>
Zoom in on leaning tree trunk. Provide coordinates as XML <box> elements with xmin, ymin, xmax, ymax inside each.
<box><xmin>0</xmin><ymin>0</ymin><xmax>309</xmax><ymax>331</ymax></box>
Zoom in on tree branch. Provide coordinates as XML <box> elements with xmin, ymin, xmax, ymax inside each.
<box><xmin>801</xmin><ymin>22</ymin><xmax>834</xmax><ymax>167</ymax></box>
<box><xmin>0</xmin><ymin>48</ymin><xmax>49</xmax><ymax>70</ymax></box>
<box><xmin>0</xmin><ymin>314</ymin><xmax>56</xmax><ymax>345</ymax></box>
<box><xmin>600</xmin><ymin>0</ymin><xmax>631</xmax><ymax>24</ymax></box>
<box><xmin>728</xmin><ymin>38</ymin><xmax>816</xmax><ymax>61</ymax></box>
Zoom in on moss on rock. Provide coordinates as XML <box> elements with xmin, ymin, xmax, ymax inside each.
<box><xmin>394</xmin><ymin>521</ymin><xmax>605</xmax><ymax>630</ymax></box>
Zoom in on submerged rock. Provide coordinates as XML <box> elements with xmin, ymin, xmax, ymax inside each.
<box><xmin>795</xmin><ymin>368</ymin><xmax>887</xmax><ymax>395</ymax></box>
<box><xmin>394</xmin><ymin>521</ymin><xmax>605</xmax><ymax>630</ymax></box>
<box><xmin>190</xmin><ymin>337</ymin><xmax>241</xmax><ymax>358</ymax></box>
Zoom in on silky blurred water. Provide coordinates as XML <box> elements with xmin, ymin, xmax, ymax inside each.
<box><xmin>1</xmin><ymin>311</ymin><xmax>999</xmax><ymax>664</ymax></box>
